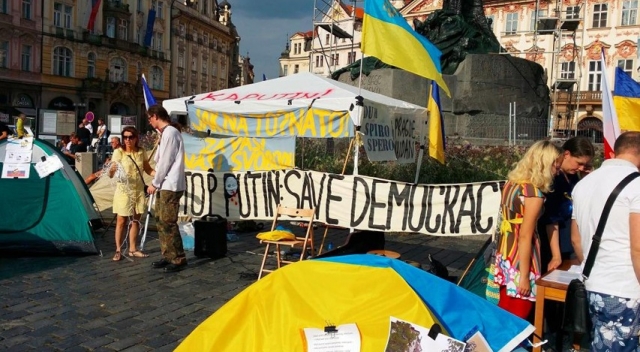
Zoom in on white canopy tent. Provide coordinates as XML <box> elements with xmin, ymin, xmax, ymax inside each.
<box><xmin>162</xmin><ymin>72</ymin><xmax>427</xmax><ymax>127</ymax></box>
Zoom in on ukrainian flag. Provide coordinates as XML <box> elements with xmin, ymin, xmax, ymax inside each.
<box><xmin>362</xmin><ymin>0</ymin><xmax>450</xmax><ymax>97</ymax></box>
<box><xmin>428</xmin><ymin>80</ymin><xmax>445</xmax><ymax>163</ymax></box>
<box><xmin>614</xmin><ymin>67</ymin><xmax>640</xmax><ymax>131</ymax></box>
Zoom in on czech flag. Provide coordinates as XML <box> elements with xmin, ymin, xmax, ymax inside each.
<box><xmin>613</xmin><ymin>67</ymin><xmax>640</xmax><ymax>132</ymax></box>
<box><xmin>87</xmin><ymin>0</ymin><xmax>102</xmax><ymax>32</ymax></box>
<box><xmin>362</xmin><ymin>0</ymin><xmax>450</xmax><ymax>97</ymax></box>
<box><xmin>141</xmin><ymin>74</ymin><xmax>156</xmax><ymax>111</ymax></box>
<box><xmin>600</xmin><ymin>49</ymin><xmax>621</xmax><ymax>159</ymax></box>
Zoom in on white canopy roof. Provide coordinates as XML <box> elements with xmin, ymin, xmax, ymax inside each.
<box><xmin>162</xmin><ymin>72</ymin><xmax>426</xmax><ymax>126</ymax></box>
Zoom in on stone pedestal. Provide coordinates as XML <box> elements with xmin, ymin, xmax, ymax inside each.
<box><xmin>336</xmin><ymin>54</ymin><xmax>550</xmax><ymax>141</ymax></box>
<box><xmin>76</xmin><ymin>152</ymin><xmax>97</xmax><ymax>180</ymax></box>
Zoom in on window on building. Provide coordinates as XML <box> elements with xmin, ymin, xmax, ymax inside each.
<box><xmin>588</xmin><ymin>60</ymin><xmax>602</xmax><ymax>91</ymax></box>
<box><xmin>566</xmin><ymin>6</ymin><xmax>580</xmax><ymax>19</ymax></box>
<box><xmin>21</xmin><ymin>45</ymin><xmax>31</xmax><ymax>71</ymax></box>
<box><xmin>64</xmin><ymin>4</ymin><xmax>72</xmax><ymax>28</ymax></box>
<box><xmin>22</xmin><ymin>0</ymin><xmax>30</xmax><ymax>19</ymax></box>
<box><xmin>151</xmin><ymin>66</ymin><xmax>163</xmax><ymax>89</ymax></box>
<box><xmin>118</xmin><ymin>19</ymin><xmax>128</xmax><ymax>40</ymax></box>
<box><xmin>348</xmin><ymin>51</ymin><xmax>356</xmax><ymax>64</ymax></box>
<box><xmin>178</xmin><ymin>52</ymin><xmax>184</xmax><ymax>68</ymax></box>
<box><xmin>618</xmin><ymin>59</ymin><xmax>634</xmax><ymax>76</ymax></box>
<box><xmin>109</xmin><ymin>57</ymin><xmax>126</xmax><ymax>82</ymax></box>
<box><xmin>505</xmin><ymin>13</ymin><xmax>518</xmax><ymax>34</ymax></box>
<box><xmin>106</xmin><ymin>17</ymin><xmax>116</xmax><ymax>38</ymax></box>
<box><xmin>283</xmin><ymin>65</ymin><xmax>288</xmax><ymax>76</ymax></box>
<box><xmin>87</xmin><ymin>52</ymin><xmax>96</xmax><ymax>78</ymax></box>
<box><xmin>202</xmin><ymin>55</ymin><xmax>207</xmax><ymax>74</ymax></box>
<box><xmin>192</xmin><ymin>57</ymin><xmax>197</xmax><ymax>71</ymax></box>
<box><xmin>212</xmin><ymin>62</ymin><xmax>217</xmax><ymax>76</ymax></box>
<box><xmin>154</xmin><ymin>32</ymin><xmax>163</xmax><ymax>51</ymax></box>
<box><xmin>53</xmin><ymin>46</ymin><xmax>73</xmax><ymax>77</ymax></box>
<box><xmin>0</xmin><ymin>41</ymin><xmax>7</xmax><ymax>68</ymax></box>
<box><xmin>530</xmin><ymin>10</ymin><xmax>547</xmax><ymax>30</ymax></box>
<box><xmin>294</xmin><ymin>64</ymin><xmax>299</xmax><ymax>73</ymax></box>
<box><xmin>178</xmin><ymin>83</ymin><xmax>184</xmax><ymax>97</ymax></box>
<box><xmin>137</xmin><ymin>0</ymin><xmax>141</xmax><ymax>11</ymax></box>
<box><xmin>325</xmin><ymin>34</ymin><xmax>330</xmax><ymax>44</ymax></box>
<box><xmin>592</xmin><ymin>4</ymin><xmax>607</xmax><ymax>28</ymax></box>
<box><xmin>54</xmin><ymin>3</ymin><xmax>62</xmax><ymax>27</ymax></box>
<box><xmin>0</xmin><ymin>0</ymin><xmax>7</xmax><ymax>14</ymax></box>
<box><xmin>152</xmin><ymin>0</ymin><xmax>164</xmax><ymax>19</ymax></box>
<box><xmin>213</xmin><ymin>39</ymin><xmax>217</xmax><ymax>49</ymax></box>
<box><xmin>202</xmin><ymin>0</ymin><xmax>208</xmax><ymax>14</ymax></box>
<box><xmin>136</xmin><ymin>30</ymin><xmax>142</xmax><ymax>45</ymax></box>
<box><xmin>315</xmin><ymin>55</ymin><xmax>321</xmax><ymax>67</ymax></box>
<box><xmin>622</xmin><ymin>0</ymin><xmax>638</xmax><ymax>25</ymax></box>
<box><xmin>137</xmin><ymin>61</ymin><xmax>142</xmax><ymax>76</ymax></box>
<box><xmin>203</xmin><ymin>34</ymin><xmax>208</xmax><ymax>45</ymax></box>
<box><xmin>332</xmin><ymin>53</ymin><xmax>340</xmax><ymax>66</ymax></box>
<box><xmin>561</xmin><ymin>61</ymin><xmax>576</xmax><ymax>79</ymax></box>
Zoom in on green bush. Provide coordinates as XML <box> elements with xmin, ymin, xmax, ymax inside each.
<box><xmin>296</xmin><ymin>139</ymin><xmax>604</xmax><ymax>184</ymax></box>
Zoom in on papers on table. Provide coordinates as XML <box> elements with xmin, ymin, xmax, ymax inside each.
<box><xmin>303</xmin><ymin>323</ymin><xmax>361</xmax><ymax>352</ymax></box>
<box><xmin>1</xmin><ymin>163</ymin><xmax>30</xmax><ymax>178</ymax></box>
<box><xmin>384</xmin><ymin>317</ymin><xmax>466</xmax><ymax>352</ymax></box>
<box><xmin>542</xmin><ymin>268</ymin><xmax>582</xmax><ymax>285</ymax></box>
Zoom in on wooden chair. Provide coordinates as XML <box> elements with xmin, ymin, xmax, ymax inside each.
<box><xmin>257</xmin><ymin>205</ymin><xmax>315</xmax><ymax>280</ymax></box>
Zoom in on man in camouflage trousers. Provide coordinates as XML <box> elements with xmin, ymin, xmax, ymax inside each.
<box><xmin>146</xmin><ymin>105</ymin><xmax>187</xmax><ymax>273</ymax></box>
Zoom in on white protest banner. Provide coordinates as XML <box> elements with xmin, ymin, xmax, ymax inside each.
<box><xmin>180</xmin><ymin>169</ymin><xmax>503</xmax><ymax>236</ymax></box>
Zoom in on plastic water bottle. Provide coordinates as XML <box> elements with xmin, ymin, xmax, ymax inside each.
<box><xmin>226</xmin><ymin>232</ymin><xmax>240</xmax><ymax>242</ymax></box>
<box><xmin>327</xmin><ymin>242</ymin><xmax>334</xmax><ymax>251</ymax></box>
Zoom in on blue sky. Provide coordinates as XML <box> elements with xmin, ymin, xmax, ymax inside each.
<box><xmin>231</xmin><ymin>0</ymin><xmax>314</xmax><ymax>80</ymax></box>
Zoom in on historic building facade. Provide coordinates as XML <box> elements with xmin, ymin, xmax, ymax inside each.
<box><xmin>400</xmin><ymin>0</ymin><xmax>622</xmax><ymax>139</ymax></box>
<box><xmin>170</xmin><ymin>0</ymin><xmax>240</xmax><ymax>99</ymax></box>
<box><xmin>0</xmin><ymin>0</ymin><xmax>43</xmax><ymax>124</ymax></box>
<box><xmin>40</xmin><ymin>0</ymin><xmax>171</xmax><ymax>127</ymax></box>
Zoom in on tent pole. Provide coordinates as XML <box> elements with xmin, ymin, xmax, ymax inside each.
<box><xmin>140</xmin><ymin>192</ymin><xmax>155</xmax><ymax>251</ymax></box>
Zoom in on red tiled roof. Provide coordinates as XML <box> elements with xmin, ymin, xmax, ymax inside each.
<box><xmin>342</xmin><ymin>4</ymin><xmax>364</xmax><ymax>19</ymax></box>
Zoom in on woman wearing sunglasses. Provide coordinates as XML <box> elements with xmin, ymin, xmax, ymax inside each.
<box><xmin>109</xmin><ymin>126</ymin><xmax>155</xmax><ymax>261</ymax></box>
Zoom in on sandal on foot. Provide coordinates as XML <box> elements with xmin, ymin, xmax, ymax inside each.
<box><xmin>129</xmin><ymin>250</ymin><xmax>149</xmax><ymax>258</ymax></box>
<box><xmin>113</xmin><ymin>251</ymin><xmax>122</xmax><ymax>261</ymax></box>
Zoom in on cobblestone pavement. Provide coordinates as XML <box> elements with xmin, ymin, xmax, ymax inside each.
<box><xmin>0</xmin><ymin>217</ymin><xmax>490</xmax><ymax>351</ymax></box>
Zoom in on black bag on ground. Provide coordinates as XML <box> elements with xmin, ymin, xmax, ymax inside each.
<box><xmin>193</xmin><ymin>214</ymin><xmax>228</xmax><ymax>259</ymax></box>
<box><xmin>563</xmin><ymin>278</ymin><xmax>591</xmax><ymax>334</ymax></box>
<box><xmin>562</xmin><ymin>172</ymin><xmax>640</xmax><ymax>334</ymax></box>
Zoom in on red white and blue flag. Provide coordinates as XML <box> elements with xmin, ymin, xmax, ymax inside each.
<box><xmin>87</xmin><ymin>0</ymin><xmax>102</xmax><ymax>32</ymax></box>
<box><xmin>141</xmin><ymin>74</ymin><xmax>157</xmax><ymax>111</ymax></box>
<box><xmin>600</xmin><ymin>49</ymin><xmax>620</xmax><ymax>159</ymax></box>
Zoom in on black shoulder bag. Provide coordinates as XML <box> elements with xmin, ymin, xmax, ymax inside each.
<box><xmin>563</xmin><ymin>171</ymin><xmax>640</xmax><ymax>334</ymax></box>
<box><xmin>127</xmin><ymin>154</ymin><xmax>149</xmax><ymax>191</ymax></box>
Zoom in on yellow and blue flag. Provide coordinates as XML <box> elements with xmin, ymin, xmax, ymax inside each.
<box><xmin>428</xmin><ymin>81</ymin><xmax>445</xmax><ymax>163</ymax></box>
<box><xmin>362</xmin><ymin>0</ymin><xmax>450</xmax><ymax>97</ymax></box>
<box><xmin>614</xmin><ymin>67</ymin><xmax>640</xmax><ymax>132</ymax></box>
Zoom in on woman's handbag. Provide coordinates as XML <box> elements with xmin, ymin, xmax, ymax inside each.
<box><xmin>562</xmin><ymin>172</ymin><xmax>640</xmax><ymax>334</ymax></box>
<box><xmin>128</xmin><ymin>154</ymin><xmax>149</xmax><ymax>191</ymax></box>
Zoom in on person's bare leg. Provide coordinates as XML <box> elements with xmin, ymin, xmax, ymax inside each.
<box><xmin>113</xmin><ymin>215</ymin><xmax>126</xmax><ymax>260</ymax></box>
<box><xmin>128</xmin><ymin>214</ymin><xmax>147</xmax><ymax>257</ymax></box>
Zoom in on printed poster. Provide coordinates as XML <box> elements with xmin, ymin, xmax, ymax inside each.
<box><xmin>1</xmin><ymin>163</ymin><xmax>30</xmax><ymax>179</ymax></box>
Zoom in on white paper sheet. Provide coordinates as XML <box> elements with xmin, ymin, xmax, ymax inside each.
<box><xmin>1</xmin><ymin>163</ymin><xmax>30</xmax><ymax>179</ymax></box>
<box><xmin>34</xmin><ymin>155</ymin><xmax>64</xmax><ymax>178</ymax></box>
<box><xmin>465</xmin><ymin>331</ymin><xmax>492</xmax><ymax>352</ymax></box>
<box><xmin>542</xmin><ymin>269</ymin><xmax>581</xmax><ymax>285</ymax></box>
<box><xmin>385</xmin><ymin>317</ymin><xmax>466</xmax><ymax>352</ymax></box>
<box><xmin>5</xmin><ymin>150</ymin><xmax>32</xmax><ymax>163</ymax></box>
<box><xmin>303</xmin><ymin>323</ymin><xmax>361</xmax><ymax>352</ymax></box>
<box><xmin>42</xmin><ymin>112</ymin><xmax>57</xmax><ymax>134</ymax></box>
<box><xmin>6</xmin><ymin>136</ymin><xmax>34</xmax><ymax>151</ymax></box>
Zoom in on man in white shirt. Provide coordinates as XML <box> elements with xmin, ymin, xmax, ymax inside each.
<box><xmin>146</xmin><ymin>105</ymin><xmax>187</xmax><ymax>273</ymax></box>
<box><xmin>571</xmin><ymin>131</ymin><xmax>640</xmax><ymax>351</ymax></box>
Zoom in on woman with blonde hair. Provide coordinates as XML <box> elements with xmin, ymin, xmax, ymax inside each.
<box><xmin>109</xmin><ymin>126</ymin><xmax>155</xmax><ymax>261</ymax></box>
<box><xmin>492</xmin><ymin>140</ymin><xmax>562</xmax><ymax>318</ymax></box>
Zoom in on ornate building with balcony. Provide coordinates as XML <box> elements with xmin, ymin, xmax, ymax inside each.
<box><xmin>400</xmin><ymin>0</ymin><xmax>639</xmax><ymax>141</ymax></box>
<box><xmin>170</xmin><ymin>0</ymin><xmax>239</xmax><ymax>100</ymax></box>
<box><xmin>0</xmin><ymin>0</ymin><xmax>43</xmax><ymax>122</ymax></box>
<box><xmin>41</xmin><ymin>0</ymin><xmax>171</xmax><ymax>127</ymax></box>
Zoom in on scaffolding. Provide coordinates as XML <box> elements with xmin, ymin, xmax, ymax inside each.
<box><xmin>311</xmin><ymin>0</ymin><xmax>359</xmax><ymax>76</ymax></box>
<box><xmin>498</xmin><ymin>0</ymin><xmax>586</xmax><ymax>138</ymax></box>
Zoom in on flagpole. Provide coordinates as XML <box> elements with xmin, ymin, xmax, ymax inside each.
<box><xmin>414</xmin><ymin>82</ymin><xmax>432</xmax><ymax>184</ymax></box>
<box><xmin>353</xmin><ymin>53</ymin><xmax>365</xmax><ymax>176</ymax></box>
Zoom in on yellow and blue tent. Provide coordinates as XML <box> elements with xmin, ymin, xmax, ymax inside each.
<box><xmin>176</xmin><ymin>255</ymin><xmax>533</xmax><ymax>351</ymax></box>
<box><xmin>614</xmin><ymin>67</ymin><xmax>640</xmax><ymax>132</ymax></box>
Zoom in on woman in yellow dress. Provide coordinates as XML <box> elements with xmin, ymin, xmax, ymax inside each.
<box><xmin>109</xmin><ymin>126</ymin><xmax>155</xmax><ymax>261</ymax></box>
